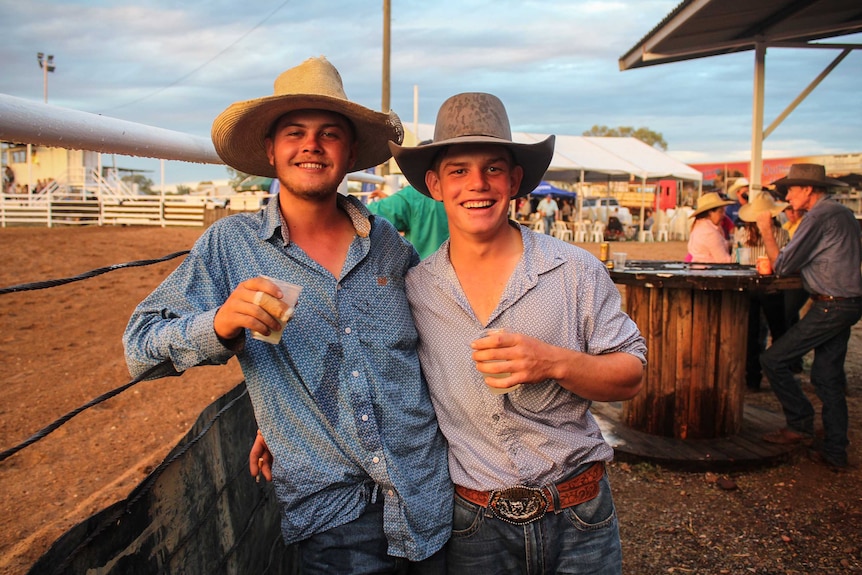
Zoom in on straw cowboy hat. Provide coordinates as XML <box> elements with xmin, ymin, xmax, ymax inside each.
<box><xmin>770</xmin><ymin>163</ymin><xmax>848</xmax><ymax>189</ymax></box>
<box><xmin>738</xmin><ymin>192</ymin><xmax>789</xmax><ymax>222</ymax></box>
<box><xmin>691</xmin><ymin>192</ymin><xmax>734</xmax><ymax>217</ymax></box>
<box><xmin>211</xmin><ymin>56</ymin><xmax>404</xmax><ymax>178</ymax></box>
<box><xmin>388</xmin><ymin>92</ymin><xmax>555</xmax><ymax>198</ymax></box>
<box><xmin>726</xmin><ymin>177</ymin><xmax>749</xmax><ymax>201</ymax></box>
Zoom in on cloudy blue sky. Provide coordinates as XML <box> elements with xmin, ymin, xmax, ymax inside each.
<box><xmin>2</xmin><ymin>0</ymin><xmax>860</xmax><ymax>184</ymax></box>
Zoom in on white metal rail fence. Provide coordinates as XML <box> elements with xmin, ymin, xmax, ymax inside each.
<box><xmin>0</xmin><ymin>167</ymin><xmax>217</xmax><ymax>228</ymax></box>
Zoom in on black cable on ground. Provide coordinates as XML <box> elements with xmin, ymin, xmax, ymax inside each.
<box><xmin>0</xmin><ymin>250</ymin><xmax>190</xmax><ymax>295</ymax></box>
<box><xmin>0</xmin><ymin>362</ymin><xmax>170</xmax><ymax>463</ymax></box>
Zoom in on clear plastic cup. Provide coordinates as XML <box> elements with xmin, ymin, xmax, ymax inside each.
<box><xmin>612</xmin><ymin>252</ymin><xmax>627</xmax><ymax>271</ymax></box>
<box><xmin>474</xmin><ymin>328</ymin><xmax>521</xmax><ymax>395</ymax></box>
<box><xmin>250</xmin><ymin>276</ymin><xmax>302</xmax><ymax>344</ymax></box>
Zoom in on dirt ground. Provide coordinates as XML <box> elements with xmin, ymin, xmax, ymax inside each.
<box><xmin>0</xmin><ymin>225</ymin><xmax>860</xmax><ymax>574</ymax></box>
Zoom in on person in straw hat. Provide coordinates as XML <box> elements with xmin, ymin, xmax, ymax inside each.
<box><xmin>756</xmin><ymin>163</ymin><xmax>862</xmax><ymax>471</ymax></box>
<box><xmin>124</xmin><ymin>56</ymin><xmax>452</xmax><ymax>571</ymax></box>
<box><xmin>735</xmin><ymin>192</ymin><xmax>791</xmax><ymax>390</ymax></box>
<box><xmin>390</xmin><ymin>92</ymin><xmax>646</xmax><ymax>572</ymax></box>
<box><xmin>725</xmin><ymin>176</ymin><xmax>750</xmax><ymax>224</ymax></box>
<box><xmin>685</xmin><ymin>192</ymin><xmax>735</xmax><ymax>263</ymax></box>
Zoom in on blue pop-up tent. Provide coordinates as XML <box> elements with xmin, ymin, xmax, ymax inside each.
<box><xmin>531</xmin><ymin>180</ymin><xmax>577</xmax><ymax>200</ymax></box>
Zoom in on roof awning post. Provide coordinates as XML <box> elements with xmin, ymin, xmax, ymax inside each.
<box><xmin>750</xmin><ymin>42</ymin><xmax>766</xmax><ymax>193</ymax></box>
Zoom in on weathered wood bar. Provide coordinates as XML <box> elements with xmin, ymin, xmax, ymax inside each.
<box><xmin>610</xmin><ymin>262</ymin><xmax>802</xmax><ymax>439</ymax></box>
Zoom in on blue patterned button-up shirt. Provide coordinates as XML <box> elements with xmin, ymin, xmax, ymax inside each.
<box><xmin>123</xmin><ymin>194</ymin><xmax>452</xmax><ymax>560</ymax></box>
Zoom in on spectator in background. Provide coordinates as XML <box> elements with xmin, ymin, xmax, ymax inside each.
<box><xmin>736</xmin><ymin>193</ymin><xmax>791</xmax><ymax>390</ymax></box>
<box><xmin>516</xmin><ymin>196</ymin><xmax>533</xmax><ymax>221</ymax></box>
<box><xmin>782</xmin><ymin>204</ymin><xmax>805</xmax><ymax>239</ymax></box>
<box><xmin>643</xmin><ymin>208</ymin><xmax>655</xmax><ymax>231</ymax></box>
<box><xmin>726</xmin><ymin>177</ymin><xmax>750</xmax><ymax>224</ymax></box>
<box><xmin>560</xmin><ymin>198</ymin><xmax>574</xmax><ymax>222</ymax></box>
<box><xmin>4</xmin><ymin>165</ymin><xmax>15</xmax><ymax>194</ymax></box>
<box><xmin>757</xmin><ymin>164</ymin><xmax>862</xmax><ymax>471</ymax></box>
<box><xmin>605</xmin><ymin>208</ymin><xmax>625</xmax><ymax>241</ymax></box>
<box><xmin>686</xmin><ymin>192</ymin><xmax>734</xmax><ymax>263</ymax></box>
<box><xmin>367</xmin><ymin>182</ymin><xmax>449</xmax><ymax>260</ymax></box>
<box><xmin>536</xmin><ymin>193</ymin><xmax>559</xmax><ymax>235</ymax></box>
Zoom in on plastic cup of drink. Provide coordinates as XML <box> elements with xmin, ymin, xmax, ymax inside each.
<box><xmin>250</xmin><ymin>276</ymin><xmax>302</xmax><ymax>344</ymax></box>
<box><xmin>612</xmin><ymin>252</ymin><xmax>627</xmax><ymax>271</ymax></box>
<box><xmin>474</xmin><ymin>328</ymin><xmax>521</xmax><ymax>394</ymax></box>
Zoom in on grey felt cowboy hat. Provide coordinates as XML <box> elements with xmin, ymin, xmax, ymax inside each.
<box><xmin>211</xmin><ymin>56</ymin><xmax>404</xmax><ymax>178</ymax></box>
<box><xmin>770</xmin><ymin>163</ymin><xmax>848</xmax><ymax>189</ymax></box>
<box><xmin>388</xmin><ymin>92</ymin><xmax>555</xmax><ymax>199</ymax></box>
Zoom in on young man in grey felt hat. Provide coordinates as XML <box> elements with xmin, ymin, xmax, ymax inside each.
<box><xmin>756</xmin><ymin>163</ymin><xmax>862</xmax><ymax>471</ymax></box>
<box><xmin>390</xmin><ymin>92</ymin><xmax>646</xmax><ymax>573</ymax></box>
<box><xmin>124</xmin><ymin>56</ymin><xmax>451</xmax><ymax>573</ymax></box>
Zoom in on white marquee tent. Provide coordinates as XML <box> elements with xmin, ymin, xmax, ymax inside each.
<box><xmin>406</xmin><ymin>123</ymin><xmax>702</xmax><ymax>186</ymax></box>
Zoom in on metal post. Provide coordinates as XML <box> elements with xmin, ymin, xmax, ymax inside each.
<box><xmin>380</xmin><ymin>0</ymin><xmax>391</xmax><ymax>177</ymax></box>
<box><xmin>750</xmin><ymin>43</ymin><xmax>765</xmax><ymax>193</ymax></box>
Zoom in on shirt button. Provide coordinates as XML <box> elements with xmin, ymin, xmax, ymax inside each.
<box><xmin>361</xmin><ymin>414</ymin><xmax>369</xmax><ymax>421</ymax></box>
<box><xmin>372</xmin><ymin>456</ymin><xmax>380</xmax><ymax>464</ymax></box>
<box><xmin>352</xmin><ymin>371</ymin><xmax>359</xmax><ymax>377</ymax></box>
<box><xmin>492</xmin><ymin>414</ymin><xmax>500</xmax><ymax>422</ymax></box>
<box><xmin>345</xmin><ymin>327</ymin><xmax>352</xmax><ymax>334</ymax></box>
<box><xmin>388</xmin><ymin>489</ymin><xmax>394</xmax><ymax>497</ymax></box>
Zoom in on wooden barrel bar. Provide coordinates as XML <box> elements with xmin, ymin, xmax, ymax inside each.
<box><xmin>611</xmin><ymin>262</ymin><xmax>801</xmax><ymax>439</ymax></box>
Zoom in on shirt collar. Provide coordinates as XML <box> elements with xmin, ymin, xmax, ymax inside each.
<box><xmin>258</xmin><ymin>192</ymin><xmax>373</xmax><ymax>246</ymax></box>
<box><xmin>425</xmin><ymin>223</ymin><xmax>565</xmax><ymax>325</ymax></box>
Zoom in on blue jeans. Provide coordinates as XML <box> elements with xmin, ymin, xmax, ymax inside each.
<box><xmin>298</xmin><ymin>495</ymin><xmax>446</xmax><ymax>575</ymax></box>
<box><xmin>447</xmin><ymin>474</ymin><xmax>621</xmax><ymax>574</ymax></box>
<box><xmin>543</xmin><ymin>216</ymin><xmax>555</xmax><ymax>235</ymax></box>
<box><xmin>760</xmin><ymin>297</ymin><xmax>862</xmax><ymax>466</ymax></box>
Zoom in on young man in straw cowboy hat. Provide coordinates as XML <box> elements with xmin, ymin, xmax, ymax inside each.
<box><xmin>124</xmin><ymin>56</ymin><xmax>451</xmax><ymax>572</ymax></box>
<box><xmin>756</xmin><ymin>163</ymin><xmax>862</xmax><ymax>471</ymax></box>
<box><xmin>389</xmin><ymin>92</ymin><xmax>646</xmax><ymax>573</ymax></box>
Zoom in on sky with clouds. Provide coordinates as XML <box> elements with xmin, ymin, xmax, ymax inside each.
<box><xmin>2</xmin><ymin>0</ymin><xmax>860</xmax><ymax>184</ymax></box>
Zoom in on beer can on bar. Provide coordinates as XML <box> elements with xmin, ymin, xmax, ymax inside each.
<box><xmin>600</xmin><ymin>243</ymin><xmax>610</xmax><ymax>262</ymax></box>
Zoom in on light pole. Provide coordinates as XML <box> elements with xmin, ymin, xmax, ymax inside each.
<box><xmin>37</xmin><ymin>52</ymin><xmax>55</xmax><ymax>103</ymax></box>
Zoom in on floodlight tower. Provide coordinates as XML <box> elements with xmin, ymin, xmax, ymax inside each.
<box><xmin>37</xmin><ymin>52</ymin><xmax>56</xmax><ymax>103</ymax></box>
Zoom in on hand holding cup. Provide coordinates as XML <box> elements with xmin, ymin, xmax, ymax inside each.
<box><xmin>472</xmin><ymin>328</ymin><xmax>522</xmax><ymax>394</ymax></box>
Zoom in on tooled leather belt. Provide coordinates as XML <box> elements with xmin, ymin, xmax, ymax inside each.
<box><xmin>454</xmin><ymin>462</ymin><xmax>605</xmax><ymax>525</ymax></box>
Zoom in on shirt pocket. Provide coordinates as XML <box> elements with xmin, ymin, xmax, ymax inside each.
<box><xmin>349</xmin><ymin>275</ymin><xmax>418</xmax><ymax>349</ymax></box>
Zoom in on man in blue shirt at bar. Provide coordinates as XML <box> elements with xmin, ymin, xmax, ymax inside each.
<box><xmin>757</xmin><ymin>163</ymin><xmax>862</xmax><ymax>471</ymax></box>
<box><xmin>123</xmin><ymin>56</ymin><xmax>451</xmax><ymax>573</ymax></box>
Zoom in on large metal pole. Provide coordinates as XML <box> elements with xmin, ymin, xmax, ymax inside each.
<box><xmin>750</xmin><ymin>43</ymin><xmax>765</xmax><ymax>193</ymax></box>
<box><xmin>380</xmin><ymin>0</ymin><xmax>391</xmax><ymax>176</ymax></box>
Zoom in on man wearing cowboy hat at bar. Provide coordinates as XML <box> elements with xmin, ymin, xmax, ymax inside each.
<box><xmin>390</xmin><ymin>93</ymin><xmax>646</xmax><ymax>573</ymax></box>
<box><xmin>124</xmin><ymin>56</ymin><xmax>451</xmax><ymax>571</ymax></box>
<box><xmin>756</xmin><ymin>163</ymin><xmax>862</xmax><ymax>471</ymax></box>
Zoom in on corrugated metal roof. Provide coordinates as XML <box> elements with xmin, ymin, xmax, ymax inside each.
<box><xmin>620</xmin><ymin>0</ymin><xmax>862</xmax><ymax>70</ymax></box>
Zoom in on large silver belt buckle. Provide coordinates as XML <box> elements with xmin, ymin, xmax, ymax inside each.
<box><xmin>488</xmin><ymin>486</ymin><xmax>548</xmax><ymax>525</ymax></box>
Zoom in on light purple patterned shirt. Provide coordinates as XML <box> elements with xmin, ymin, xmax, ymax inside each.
<box><xmin>406</xmin><ymin>224</ymin><xmax>646</xmax><ymax>491</ymax></box>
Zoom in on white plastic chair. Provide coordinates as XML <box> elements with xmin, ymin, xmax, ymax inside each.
<box><xmin>532</xmin><ymin>220</ymin><xmax>545</xmax><ymax>232</ymax></box>
<box><xmin>656</xmin><ymin>223</ymin><xmax>669</xmax><ymax>242</ymax></box>
<box><xmin>589</xmin><ymin>221</ymin><xmax>605</xmax><ymax>243</ymax></box>
<box><xmin>573</xmin><ymin>220</ymin><xmax>588</xmax><ymax>243</ymax></box>
<box><xmin>638</xmin><ymin>229</ymin><xmax>654</xmax><ymax>242</ymax></box>
<box><xmin>552</xmin><ymin>221</ymin><xmax>573</xmax><ymax>242</ymax></box>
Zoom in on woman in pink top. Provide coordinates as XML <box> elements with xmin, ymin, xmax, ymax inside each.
<box><xmin>686</xmin><ymin>192</ymin><xmax>735</xmax><ymax>263</ymax></box>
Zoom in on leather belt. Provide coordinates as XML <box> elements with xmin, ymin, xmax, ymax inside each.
<box><xmin>454</xmin><ymin>462</ymin><xmax>604</xmax><ymax>525</ymax></box>
<box><xmin>810</xmin><ymin>294</ymin><xmax>862</xmax><ymax>302</ymax></box>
